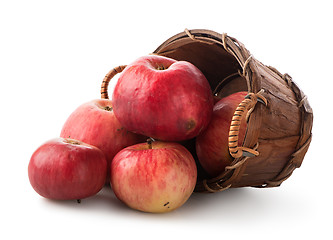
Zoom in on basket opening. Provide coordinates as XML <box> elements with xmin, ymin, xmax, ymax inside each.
<box><xmin>155</xmin><ymin>40</ymin><xmax>248</xmax><ymax>98</ymax></box>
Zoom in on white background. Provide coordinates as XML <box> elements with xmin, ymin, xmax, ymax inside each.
<box><xmin>1</xmin><ymin>0</ymin><xmax>331</xmax><ymax>239</ymax></box>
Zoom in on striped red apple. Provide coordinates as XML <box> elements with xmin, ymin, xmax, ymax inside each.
<box><xmin>110</xmin><ymin>140</ymin><xmax>197</xmax><ymax>213</ymax></box>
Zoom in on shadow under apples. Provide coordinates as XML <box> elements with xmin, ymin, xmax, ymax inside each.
<box><xmin>40</xmin><ymin>184</ymin><xmax>308</xmax><ymax>225</ymax></box>
<box><xmin>76</xmin><ymin>186</ymin><xmax>252</xmax><ymax>217</ymax></box>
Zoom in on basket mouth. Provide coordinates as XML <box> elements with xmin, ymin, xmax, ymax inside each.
<box><xmin>153</xmin><ymin>29</ymin><xmax>248</xmax><ymax>97</ymax></box>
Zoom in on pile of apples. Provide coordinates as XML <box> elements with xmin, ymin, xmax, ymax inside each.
<box><xmin>28</xmin><ymin>55</ymin><xmax>248</xmax><ymax>213</ymax></box>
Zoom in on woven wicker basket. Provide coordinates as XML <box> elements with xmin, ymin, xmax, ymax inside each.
<box><xmin>101</xmin><ymin>29</ymin><xmax>313</xmax><ymax>193</ymax></box>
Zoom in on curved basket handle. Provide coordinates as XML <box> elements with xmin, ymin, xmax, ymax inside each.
<box><xmin>101</xmin><ymin>65</ymin><xmax>127</xmax><ymax>99</ymax></box>
<box><xmin>229</xmin><ymin>92</ymin><xmax>267</xmax><ymax>158</ymax></box>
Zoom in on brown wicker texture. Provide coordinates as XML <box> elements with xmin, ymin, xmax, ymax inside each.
<box><xmin>101</xmin><ymin>29</ymin><xmax>313</xmax><ymax>193</ymax></box>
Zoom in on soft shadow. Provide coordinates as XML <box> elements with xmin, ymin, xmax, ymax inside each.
<box><xmin>172</xmin><ymin>187</ymin><xmax>256</xmax><ymax>220</ymax></box>
<box><xmin>171</xmin><ymin>186</ymin><xmax>311</xmax><ymax>226</ymax></box>
<box><xmin>40</xmin><ymin>185</ymin><xmax>310</xmax><ymax>225</ymax></box>
<box><xmin>121</xmin><ymin>187</ymin><xmax>257</xmax><ymax>221</ymax></box>
<box><xmin>42</xmin><ymin>186</ymin><xmax>131</xmax><ymax>215</ymax></box>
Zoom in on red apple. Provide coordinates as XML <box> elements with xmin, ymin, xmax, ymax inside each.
<box><xmin>195</xmin><ymin>92</ymin><xmax>248</xmax><ymax>177</ymax></box>
<box><xmin>112</xmin><ymin>55</ymin><xmax>214</xmax><ymax>142</ymax></box>
<box><xmin>28</xmin><ymin>138</ymin><xmax>107</xmax><ymax>200</ymax></box>
<box><xmin>110</xmin><ymin>140</ymin><xmax>197</xmax><ymax>213</ymax></box>
<box><xmin>60</xmin><ymin>99</ymin><xmax>145</xmax><ymax>182</ymax></box>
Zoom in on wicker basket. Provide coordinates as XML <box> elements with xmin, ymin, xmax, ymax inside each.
<box><xmin>101</xmin><ymin>29</ymin><xmax>313</xmax><ymax>193</ymax></box>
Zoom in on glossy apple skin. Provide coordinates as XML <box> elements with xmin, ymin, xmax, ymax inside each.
<box><xmin>110</xmin><ymin>141</ymin><xmax>197</xmax><ymax>213</ymax></box>
<box><xmin>28</xmin><ymin>138</ymin><xmax>107</xmax><ymax>200</ymax></box>
<box><xmin>60</xmin><ymin>99</ymin><xmax>145</xmax><ymax>182</ymax></box>
<box><xmin>112</xmin><ymin>55</ymin><xmax>214</xmax><ymax>141</ymax></box>
<box><xmin>196</xmin><ymin>92</ymin><xmax>248</xmax><ymax>177</ymax></box>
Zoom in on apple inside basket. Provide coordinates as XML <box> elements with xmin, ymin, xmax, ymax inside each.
<box><xmin>101</xmin><ymin>29</ymin><xmax>313</xmax><ymax>193</ymax></box>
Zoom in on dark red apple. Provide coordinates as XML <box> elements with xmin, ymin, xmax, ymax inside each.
<box><xmin>110</xmin><ymin>140</ymin><xmax>197</xmax><ymax>213</ymax></box>
<box><xmin>112</xmin><ymin>55</ymin><xmax>214</xmax><ymax>142</ymax></box>
<box><xmin>28</xmin><ymin>138</ymin><xmax>107</xmax><ymax>200</ymax></box>
<box><xmin>60</xmin><ymin>99</ymin><xmax>145</xmax><ymax>182</ymax></box>
<box><xmin>195</xmin><ymin>92</ymin><xmax>248</xmax><ymax>177</ymax></box>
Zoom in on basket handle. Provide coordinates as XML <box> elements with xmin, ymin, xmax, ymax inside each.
<box><xmin>228</xmin><ymin>92</ymin><xmax>267</xmax><ymax>158</ymax></box>
<box><xmin>100</xmin><ymin>65</ymin><xmax>127</xmax><ymax>99</ymax></box>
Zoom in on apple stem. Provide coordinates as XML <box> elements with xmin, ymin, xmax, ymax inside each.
<box><xmin>103</xmin><ymin>106</ymin><xmax>113</xmax><ymax>111</ymax></box>
<box><xmin>64</xmin><ymin>139</ymin><xmax>80</xmax><ymax>145</ymax></box>
<box><xmin>77</xmin><ymin>199</ymin><xmax>81</xmax><ymax>204</ymax></box>
<box><xmin>156</xmin><ymin>65</ymin><xmax>166</xmax><ymax>70</ymax></box>
<box><xmin>147</xmin><ymin>138</ymin><xmax>155</xmax><ymax>149</ymax></box>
